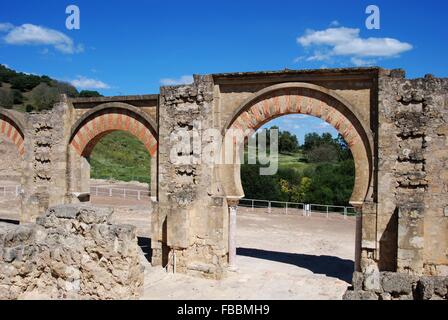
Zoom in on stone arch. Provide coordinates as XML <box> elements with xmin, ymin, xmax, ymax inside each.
<box><xmin>70</xmin><ymin>102</ymin><xmax>158</xmax><ymax>157</ymax></box>
<box><xmin>220</xmin><ymin>82</ymin><xmax>373</xmax><ymax>207</ymax></box>
<box><xmin>0</xmin><ymin>108</ymin><xmax>25</xmax><ymax>157</ymax></box>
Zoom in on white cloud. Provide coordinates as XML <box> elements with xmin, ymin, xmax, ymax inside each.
<box><xmin>330</xmin><ymin>20</ymin><xmax>340</xmax><ymax>27</ymax></box>
<box><xmin>0</xmin><ymin>23</ymin><xmax>83</xmax><ymax>54</ymax></box>
<box><xmin>160</xmin><ymin>75</ymin><xmax>194</xmax><ymax>86</ymax></box>
<box><xmin>293</xmin><ymin>56</ymin><xmax>305</xmax><ymax>63</ymax></box>
<box><xmin>286</xmin><ymin>114</ymin><xmax>310</xmax><ymax>120</ymax></box>
<box><xmin>298</xmin><ymin>27</ymin><xmax>359</xmax><ymax>47</ymax></box>
<box><xmin>306</xmin><ymin>51</ymin><xmax>331</xmax><ymax>62</ymax></box>
<box><xmin>0</xmin><ymin>23</ymin><xmax>13</xmax><ymax>32</ymax></box>
<box><xmin>297</xmin><ymin>26</ymin><xmax>412</xmax><ymax>66</ymax></box>
<box><xmin>70</xmin><ymin>76</ymin><xmax>110</xmax><ymax>89</ymax></box>
<box><xmin>350</xmin><ymin>57</ymin><xmax>375</xmax><ymax>67</ymax></box>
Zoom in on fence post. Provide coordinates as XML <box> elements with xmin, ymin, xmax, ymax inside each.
<box><xmin>268</xmin><ymin>201</ymin><xmax>271</xmax><ymax>214</ymax></box>
<box><xmin>285</xmin><ymin>202</ymin><xmax>288</xmax><ymax>215</ymax></box>
<box><xmin>344</xmin><ymin>207</ymin><xmax>347</xmax><ymax>219</ymax></box>
<box><xmin>251</xmin><ymin>200</ymin><xmax>254</xmax><ymax>212</ymax></box>
<box><xmin>109</xmin><ymin>188</ymin><xmax>112</xmax><ymax>197</ymax></box>
<box><xmin>326</xmin><ymin>205</ymin><xmax>329</xmax><ymax>218</ymax></box>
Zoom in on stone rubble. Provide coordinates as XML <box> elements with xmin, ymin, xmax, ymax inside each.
<box><xmin>0</xmin><ymin>204</ymin><xmax>144</xmax><ymax>300</ymax></box>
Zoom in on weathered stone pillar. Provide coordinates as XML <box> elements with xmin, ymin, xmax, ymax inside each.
<box><xmin>355</xmin><ymin>214</ymin><xmax>362</xmax><ymax>272</ymax></box>
<box><xmin>20</xmin><ymin>99</ymin><xmax>73</xmax><ymax>222</ymax></box>
<box><xmin>397</xmin><ymin>203</ymin><xmax>425</xmax><ymax>274</ymax></box>
<box><xmin>360</xmin><ymin>201</ymin><xmax>377</xmax><ymax>271</ymax></box>
<box><xmin>227</xmin><ymin>198</ymin><xmax>239</xmax><ymax>270</ymax></box>
<box><xmin>150</xmin><ymin>155</ymin><xmax>157</xmax><ymax>200</ymax></box>
<box><xmin>156</xmin><ymin>75</ymin><xmax>228</xmax><ymax>279</ymax></box>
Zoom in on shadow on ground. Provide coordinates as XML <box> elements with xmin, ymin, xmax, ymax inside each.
<box><xmin>0</xmin><ymin>218</ymin><xmax>19</xmax><ymax>225</ymax></box>
<box><xmin>138</xmin><ymin>237</ymin><xmax>152</xmax><ymax>262</ymax></box>
<box><xmin>237</xmin><ymin>247</ymin><xmax>354</xmax><ymax>283</ymax></box>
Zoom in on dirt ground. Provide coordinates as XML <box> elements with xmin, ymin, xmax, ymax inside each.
<box><xmin>139</xmin><ymin>208</ymin><xmax>355</xmax><ymax>300</ymax></box>
<box><xmin>90</xmin><ymin>191</ymin><xmax>356</xmax><ymax>300</ymax></box>
<box><xmin>0</xmin><ymin>181</ymin><xmax>356</xmax><ymax>300</ymax></box>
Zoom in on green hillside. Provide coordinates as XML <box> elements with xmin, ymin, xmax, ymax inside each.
<box><xmin>0</xmin><ymin>64</ymin><xmax>102</xmax><ymax>112</ymax></box>
<box><xmin>90</xmin><ymin>131</ymin><xmax>152</xmax><ymax>183</ymax></box>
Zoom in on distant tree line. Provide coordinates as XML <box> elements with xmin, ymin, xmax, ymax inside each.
<box><xmin>0</xmin><ymin>64</ymin><xmax>103</xmax><ymax>112</ymax></box>
<box><xmin>242</xmin><ymin>130</ymin><xmax>355</xmax><ymax>206</ymax></box>
<box><xmin>249</xmin><ymin>126</ymin><xmax>300</xmax><ymax>154</ymax></box>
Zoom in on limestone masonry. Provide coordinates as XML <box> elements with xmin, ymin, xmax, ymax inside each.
<box><xmin>0</xmin><ymin>67</ymin><xmax>447</xmax><ymax>300</ymax></box>
<box><xmin>0</xmin><ymin>205</ymin><xmax>143</xmax><ymax>299</ymax></box>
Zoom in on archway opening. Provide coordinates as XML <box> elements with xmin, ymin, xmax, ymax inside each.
<box><xmin>0</xmin><ymin>113</ymin><xmax>24</xmax><ymax>224</ymax></box>
<box><xmin>234</xmin><ymin>115</ymin><xmax>357</xmax><ymax>299</ymax></box>
<box><xmin>221</xmin><ymin>83</ymin><xmax>372</xmax><ymax>299</ymax></box>
<box><xmin>69</xmin><ymin>106</ymin><xmax>158</xmax><ymax>261</ymax></box>
<box><xmin>87</xmin><ymin>130</ymin><xmax>154</xmax><ymax>257</ymax></box>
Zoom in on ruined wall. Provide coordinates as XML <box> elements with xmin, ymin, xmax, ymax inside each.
<box><xmin>0</xmin><ymin>136</ymin><xmax>21</xmax><ymax>183</ymax></box>
<box><xmin>20</xmin><ymin>100</ymin><xmax>74</xmax><ymax>222</ymax></box>
<box><xmin>375</xmin><ymin>70</ymin><xmax>448</xmax><ymax>275</ymax></box>
<box><xmin>345</xmin><ymin>70</ymin><xmax>448</xmax><ymax>300</ymax></box>
<box><xmin>344</xmin><ymin>271</ymin><xmax>448</xmax><ymax>300</ymax></box>
<box><xmin>155</xmin><ymin>76</ymin><xmax>229</xmax><ymax>279</ymax></box>
<box><xmin>0</xmin><ymin>204</ymin><xmax>143</xmax><ymax>300</ymax></box>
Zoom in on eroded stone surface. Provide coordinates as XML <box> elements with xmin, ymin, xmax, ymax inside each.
<box><xmin>0</xmin><ymin>205</ymin><xmax>143</xmax><ymax>300</ymax></box>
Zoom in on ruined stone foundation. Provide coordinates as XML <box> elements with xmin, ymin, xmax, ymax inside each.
<box><xmin>344</xmin><ymin>272</ymin><xmax>448</xmax><ymax>300</ymax></box>
<box><xmin>0</xmin><ymin>205</ymin><xmax>144</xmax><ymax>300</ymax></box>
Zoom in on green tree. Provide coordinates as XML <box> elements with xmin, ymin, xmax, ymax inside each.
<box><xmin>29</xmin><ymin>83</ymin><xmax>59</xmax><ymax>111</ymax></box>
<box><xmin>241</xmin><ymin>163</ymin><xmax>283</xmax><ymax>201</ymax></box>
<box><xmin>0</xmin><ymin>88</ymin><xmax>14</xmax><ymax>108</ymax></box>
<box><xmin>306</xmin><ymin>144</ymin><xmax>339</xmax><ymax>163</ymax></box>
<box><xmin>0</xmin><ymin>65</ymin><xmax>16</xmax><ymax>83</ymax></box>
<box><xmin>279</xmin><ymin>130</ymin><xmax>299</xmax><ymax>154</ymax></box>
<box><xmin>12</xmin><ymin>90</ymin><xmax>24</xmax><ymax>104</ymax></box>
<box><xmin>52</xmin><ymin>81</ymin><xmax>79</xmax><ymax>97</ymax></box>
<box><xmin>255</xmin><ymin>126</ymin><xmax>300</xmax><ymax>154</ymax></box>
<box><xmin>10</xmin><ymin>74</ymin><xmax>42</xmax><ymax>91</ymax></box>
<box><xmin>79</xmin><ymin>90</ymin><xmax>103</xmax><ymax>98</ymax></box>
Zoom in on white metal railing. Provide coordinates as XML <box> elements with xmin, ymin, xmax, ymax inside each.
<box><xmin>0</xmin><ymin>185</ymin><xmax>20</xmax><ymax>198</ymax></box>
<box><xmin>239</xmin><ymin>198</ymin><xmax>357</xmax><ymax>218</ymax></box>
<box><xmin>0</xmin><ymin>185</ymin><xmax>356</xmax><ymax>218</ymax></box>
<box><xmin>90</xmin><ymin>186</ymin><xmax>151</xmax><ymax>201</ymax></box>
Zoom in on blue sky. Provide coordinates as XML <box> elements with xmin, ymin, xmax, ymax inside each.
<box><xmin>1</xmin><ymin>0</ymin><xmax>447</xmax><ymax>142</ymax></box>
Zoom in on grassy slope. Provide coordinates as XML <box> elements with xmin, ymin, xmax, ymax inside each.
<box><xmin>1</xmin><ymin>82</ymin><xmax>44</xmax><ymax>112</ymax></box>
<box><xmin>90</xmin><ymin>131</ymin><xmax>151</xmax><ymax>183</ymax></box>
<box><xmin>245</xmin><ymin>145</ymin><xmax>315</xmax><ymax>174</ymax></box>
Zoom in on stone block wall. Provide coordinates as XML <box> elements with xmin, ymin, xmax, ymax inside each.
<box><xmin>347</xmin><ymin>70</ymin><xmax>448</xmax><ymax>300</ymax></box>
<box><xmin>344</xmin><ymin>272</ymin><xmax>448</xmax><ymax>300</ymax></box>
<box><xmin>0</xmin><ymin>205</ymin><xmax>144</xmax><ymax>300</ymax></box>
<box><xmin>0</xmin><ymin>136</ymin><xmax>22</xmax><ymax>183</ymax></box>
<box><xmin>375</xmin><ymin>70</ymin><xmax>448</xmax><ymax>275</ymax></box>
<box><xmin>21</xmin><ymin>99</ymin><xmax>73</xmax><ymax>222</ymax></box>
<box><xmin>155</xmin><ymin>76</ymin><xmax>229</xmax><ymax>279</ymax></box>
